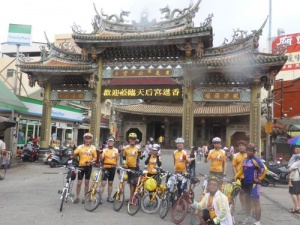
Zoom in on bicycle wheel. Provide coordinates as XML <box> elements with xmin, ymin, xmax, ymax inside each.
<box><xmin>159</xmin><ymin>192</ymin><xmax>170</xmax><ymax>219</ymax></box>
<box><xmin>84</xmin><ymin>190</ymin><xmax>101</xmax><ymax>212</ymax></box>
<box><xmin>171</xmin><ymin>197</ymin><xmax>188</xmax><ymax>224</ymax></box>
<box><xmin>127</xmin><ymin>194</ymin><xmax>141</xmax><ymax>216</ymax></box>
<box><xmin>59</xmin><ymin>189</ymin><xmax>67</xmax><ymax>212</ymax></box>
<box><xmin>113</xmin><ymin>189</ymin><xmax>124</xmax><ymax>212</ymax></box>
<box><xmin>190</xmin><ymin>208</ymin><xmax>201</xmax><ymax>225</ymax></box>
<box><xmin>141</xmin><ymin>192</ymin><xmax>161</xmax><ymax>214</ymax></box>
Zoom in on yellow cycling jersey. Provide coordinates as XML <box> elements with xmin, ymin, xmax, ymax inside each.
<box><xmin>232</xmin><ymin>152</ymin><xmax>247</xmax><ymax>178</ymax></box>
<box><xmin>207</xmin><ymin>149</ymin><xmax>226</xmax><ymax>173</ymax></box>
<box><xmin>123</xmin><ymin>145</ymin><xmax>140</xmax><ymax>168</ymax></box>
<box><xmin>74</xmin><ymin>144</ymin><xmax>97</xmax><ymax>167</ymax></box>
<box><xmin>147</xmin><ymin>155</ymin><xmax>161</xmax><ymax>174</ymax></box>
<box><xmin>102</xmin><ymin>147</ymin><xmax>119</xmax><ymax>168</ymax></box>
<box><xmin>173</xmin><ymin>149</ymin><xmax>188</xmax><ymax>173</ymax></box>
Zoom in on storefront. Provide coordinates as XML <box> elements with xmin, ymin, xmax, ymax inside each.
<box><xmin>17</xmin><ymin>97</ymin><xmax>83</xmax><ymax>147</ymax></box>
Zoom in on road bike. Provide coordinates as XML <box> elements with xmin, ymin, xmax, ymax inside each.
<box><xmin>127</xmin><ymin>170</ymin><xmax>148</xmax><ymax>216</ymax></box>
<box><xmin>57</xmin><ymin>165</ymin><xmax>80</xmax><ymax>212</ymax></box>
<box><xmin>141</xmin><ymin>169</ymin><xmax>170</xmax><ymax>214</ymax></box>
<box><xmin>159</xmin><ymin>172</ymin><xmax>181</xmax><ymax>219</ymax></box>
<box><xmin>84</xmin><ymin>165</ymin><xmax>107</xmax><ymax>212</ymax></box>
<box><xmin>171</xmin><ymin>173</ymin><xmax>200</xmax><ymax>224</ymax></box>
<box><xmin>113</xmin><ymin>166</ymin><xmax>131</xmax><ymax>211</ymax></box>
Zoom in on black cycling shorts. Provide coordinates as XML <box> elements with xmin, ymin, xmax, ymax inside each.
<box><xmin>102</xmin><ymin>167</ymin><xmax>116</xmax><ymax>182</ymax></box>
<box><xmin>77</xmin><ymin>166</ymin><xmax>92</xmax><ymax>180</ymax></box>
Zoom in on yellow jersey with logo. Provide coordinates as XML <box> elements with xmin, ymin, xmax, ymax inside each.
<box><xmin>207</xmin><ymin>149</ymin><xmax>226</xmax><ymax>173</ymax></box>
<box><xmin>123</xmin><ymin>145</ymin><xmax>140</xmax><ymax>168</ymax></box>
<box><xmin>147</xmin><ymin>155</ymin><xmax>161</xmax><ymax>174</ymax></box>
<box><xmin>232</xmin><ymin>152</ymin><xmax>247</xmax><ymax>178</ymax></box>
<box><xmin>74</xmin><ymin>144</ymin><xmax>97</xmax><ymax>167</ymax></box>
<box><xmin>173</xmin><ymin>149</ymin><xmax>188</xmax><ymax>173</ymax></box>
<box><xmin>102</xmin><ymin>147</ymin><xmax>119</xmax><ymax>168</ymax></box>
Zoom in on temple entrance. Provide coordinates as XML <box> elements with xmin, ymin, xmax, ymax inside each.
<box><xmin>231</xmin><ymin>131</ymin><xmax>248</xmax><ymax>147</ymax></box>
<box><xmin>126</xmin><ymin>128</ymin><xmax>142</xmax><ymax>143</ymax></box>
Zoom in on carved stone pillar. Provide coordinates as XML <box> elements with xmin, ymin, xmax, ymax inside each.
<box><xmin>250</xmin><ymin>80</ymin><xmax>262</xmax><ymax>156</ymax></box>
<box><xmin>182</xmin><ymin>73</ymin><xmax>194</xmax><ymax>148</ymax></box>
<box><xmin>164</xmin><ymin>117</ymin><xmax>170</xmax><ymax>148</ymax></box>
<box><xmin>201</xmin><ymin>118</ymin><xmax>205</xmax><ymax>144</ymax></box>
<box><xmin>90</xmin><ymin>57</ymin><xmax>103</xmax><ymax>148</ymax></box>
<box><xmin>40</xmin><ymin>82</ymin><xmax>52</xmax><ymax>148</ymax></box>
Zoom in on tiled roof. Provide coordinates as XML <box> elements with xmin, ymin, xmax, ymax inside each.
<box><xmin>114</xmin><ymin>103</ymin><xmax>250</xmax><ymax>117</ymax></box>
<box><xmin>187</xmin><ymin>52</ymin><xmax>287</xmax><ymax>68</ymax></box>
<box><xmin>107</xmin><ymin>77</ymin><xmax>180</xmax><ymax>86</ymax></box>
<box><xmin>73</xmin><ymin>27</ymin><xmax>212</xmax><ymax>42</ymax></box>
<box><xmin>19</xmin><ymin>59</ymin><xmax>92</xmax><ymax>70</ymax></box>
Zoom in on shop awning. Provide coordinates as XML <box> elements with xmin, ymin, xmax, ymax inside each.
<box><xmin>0</xmin><ymin>116</ymin><xmax>16</xmax><ymax>130</ymax></box>
<box><xmin>0</xmin><ymin>81</ymin><xmax>28</xmax><ymax>112</ymax></box>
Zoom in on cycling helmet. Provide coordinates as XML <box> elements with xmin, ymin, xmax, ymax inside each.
<box><xmin>246</xmin><ymin>143</ymin><xmax>256</xmax><ymax>151</ymax></box>
<box><xmin>236</xmin><ymin>140</ymin><xmax>247</xmax><ymax>146</ymax></box>
<box><xmin>175</xmin><ymin>137</ymin><xmax>184</xmax><ymax>144</ymax></box>
<box><xmin>107</xmin><ymin>136</ymin><xmax>115</xmax><ymax>142</ymax></box>
<box><xmin>83</xmin><ymin>133</ymin><xmax>93</xmax><ymax>139</ymax></box>
<box><xmin>207</xmin><ymin>176</ymin><xmax>221</xmax><ymax>184</ymax></box>
<box><xmin>128</xmin><ymin>132</ymin><xmax>137</xmax><ymax>138</ymax></box>
<box><xmin>151</xmin><ymin>144</ymin><xmax>161</xmax><ymax>151</ymax></box>
<box><xmin>212</xmin><ymin>137</ymin><xmax>221</xmax><ymax>143</ymax></box>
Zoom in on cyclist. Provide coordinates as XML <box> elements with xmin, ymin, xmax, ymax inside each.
<box><xmin>192</xmin><ymin>176</ymin><xmax>233</xmax><ymax>225</ymax></box>
<box><xmin>145</xmin><ymin>144</ymin><xmax>162</xmax><ymax>176</ymax></box>
<box><xmin>232</xmin><ymin>140</ymin><xmax>248</xmax><ymax>215</ymax></box>
<box><xmin>73</xmin><ymin>133</ymin><xmax>97</xmax><ymax>204</ymax></box>
<box><xmin>173</xmin><ymin>137</ymin><xmax>190</xmax><ymax>195</ymax></box>
<box><xmin>123</xmin><ymin>132</ymin><xmax>143</xmax><ymax>202</ymax></box>
<box><xmin>205</xmin><ymin>137</ymin><xmax>227</xmax><ymax>177</ymax></box>
<box><xmin>234</xmin><ymin>143</ymin><xmax>266</xmax><ymax>225</ymax></box>
<box><xmin>99</xmin><ymin>136</ymin><xmax>119</xmax><ymax>203</ymax></box>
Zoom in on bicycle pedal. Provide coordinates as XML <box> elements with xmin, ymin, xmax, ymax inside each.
<box><xmin>58</xmin><ymin>190</ymin><xmax>62</xmax><ymax>194</ymax></box>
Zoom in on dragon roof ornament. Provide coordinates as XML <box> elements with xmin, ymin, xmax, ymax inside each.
<box><xmin>72</xmin><ymin>0</ymin><xmax>203</xmax><ymax>35</ymax></box>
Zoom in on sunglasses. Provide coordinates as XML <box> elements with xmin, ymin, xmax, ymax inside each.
<box><xmin>129</xmin><ymin>138</ymin><xmax>136</xmax><ymax>140</ymax></box>
<box><xmin>85</xmin><ymin>136</ymin><xmax>92</xmax><ymax>140</ymax></box>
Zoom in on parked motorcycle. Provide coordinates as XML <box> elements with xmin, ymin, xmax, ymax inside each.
<box><xmin>42</xmin><ymin>148</ymin><xmax>54</xmax><ymax>165</ymax></box>
<box><xmin>49</xmin><ymin>146</ymin><xmax>73</xmax><ymax>168</ymax></box>
<box><xmin>261</xmin><ymin>159</ymin><xmax>289</xmax><ymax>186</ymax></box>
<box><xmin>21</xmin><ymin>142</ymin><xmax>39</xmax><ymax>162</ymax></box>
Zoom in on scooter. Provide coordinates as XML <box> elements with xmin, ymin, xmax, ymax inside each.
<box><xmin>49</xmin><ymin>146</ymin><xmax>73</xmax><ymax>168</ymax></box>
<box><xmin>261</xmin><ymin>159</ymin><xmax>289</xmax><ymax>186</ymax></box>
<box><xmin>21</xmin><ymin>143</ymin><xmax>39</xmax><ymax>162</ymax></box>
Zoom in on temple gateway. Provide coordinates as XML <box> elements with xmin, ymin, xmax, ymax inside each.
<box><xmin>18</xmin><ymin>1</ymin><xmax>287</xmax><ymax>152</ymax></box>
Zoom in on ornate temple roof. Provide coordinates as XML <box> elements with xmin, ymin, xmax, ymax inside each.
<box><xmin>114</xmin><ymin>102</ymin><xmax>250</xmax><ymax>117</ymax></box>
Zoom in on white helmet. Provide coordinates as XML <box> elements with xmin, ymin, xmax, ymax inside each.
<box><xmin>212</xmin><ymin>137</ymin><xmax>221</xmax><ymax>143</ymax></box>
<box><xmin>149</xmin><ymin>137</ymin><xmax>154</xmax><ymax>142</ymax></box>
<box><xmin>175</xmin><ymin>137</ymin><xmax>184</xmax><ymax>144</ymax></box>
<box><xmin>151</xmin><ymin>144</ymin><xmax>161</xmax><ymax>151</ymax></box>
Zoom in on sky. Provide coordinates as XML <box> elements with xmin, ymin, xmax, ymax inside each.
<box><xmin>0</xmin><ymin>0</ymin><xmax>299</xmax><ymax>52</ymax></box>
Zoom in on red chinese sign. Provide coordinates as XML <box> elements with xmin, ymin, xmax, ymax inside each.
<box><xmin>113</xmin><ymin>69</ymin><xmax>172</xmax><ymax>77</ymax></box>
<box><xmin>272</xmin><ymin>33</ymin><xmax>300</xmax><ymax>71</ymax></box>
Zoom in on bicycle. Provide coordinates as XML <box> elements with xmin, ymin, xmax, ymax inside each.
<box><xmin>141</xmin><ymin>169</ymin><xmax>169</xmax><ymax>214</ymax></box>
<box><xmin>113</xmin><ymin>166</ymin><xmax>131</xmax><ymax>212</ymax></box>
<box><xmin>171</xmin><ymin>173</ymin><xmax>200</xmax><ymax>224</ymax></box>
<box><xmin>84</xmin><ymin>165</ymin><xmax>107</xmax><ymax>212</ymax></box>
<box><xmin>57</xmin><ymin>165</ymin><xmax>80</xmax><ymax>212</ymax></box>
<box><xmin>127</xmin><ymin>169</ymin><xmax>148</xmax><ymax>216</ymax></box>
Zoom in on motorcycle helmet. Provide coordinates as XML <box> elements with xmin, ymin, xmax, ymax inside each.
<box><xmin>83</xmin><ymin>133</ymin><xmax>93</xmax><ymax>139</ymax></box>
<box><xmin>175</xmin><ymin>137</ymin><xmax>184</xmax><ymax>144</ymax></box>
<box><xmin>128</xmin><ymin>132</ymin><xmax>137</xmax><ymax>139</ymax></box>
<box><xmin>212</xmin><ymin>137</ymin><xmax>221</xmax><ymax>143</ymax></box>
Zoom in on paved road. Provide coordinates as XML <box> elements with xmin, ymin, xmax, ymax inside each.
<box><xmin>0</xmin><ymin>152</ymin><xmax>299</xmax><ymax>225</ymax></box>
